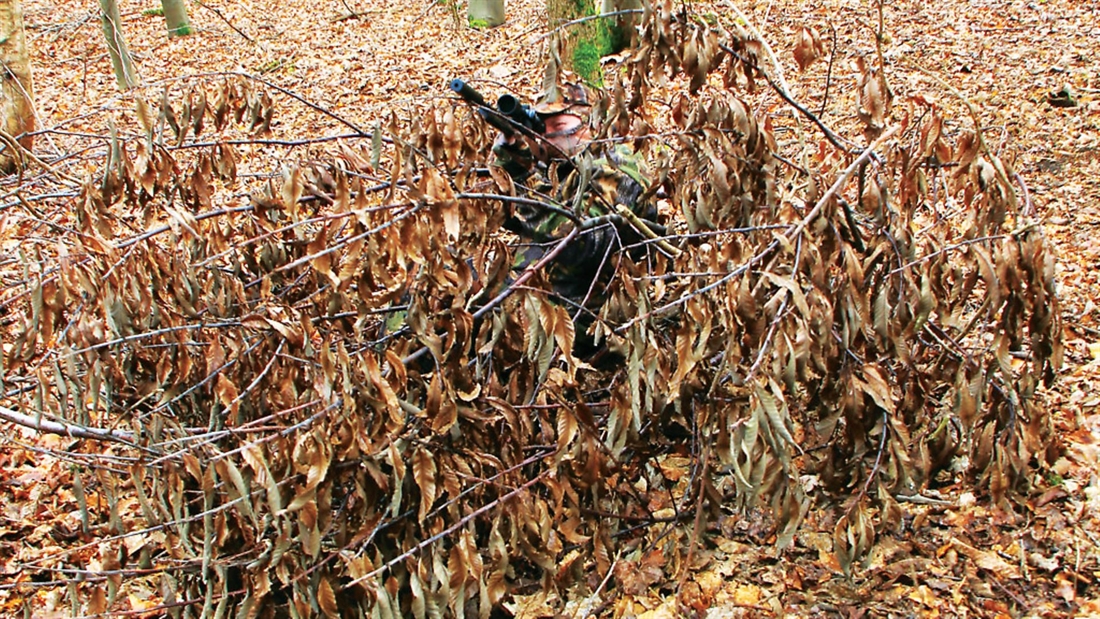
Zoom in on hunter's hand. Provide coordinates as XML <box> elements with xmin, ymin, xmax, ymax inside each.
<box><xmin>492</xmin><ymin>132</ymin><xmax>523</xmax><ymax>154</ymax></box>
<box><xmin>492</xmin><ymin>132</ymin><xmax>536</xmax><ymax>178</ymax></box>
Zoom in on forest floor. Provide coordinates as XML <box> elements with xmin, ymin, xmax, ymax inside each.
<box><xmin>1</xmin><ymin>0</ymin><xmax>1099</xmax><ymax>616</ymax></box>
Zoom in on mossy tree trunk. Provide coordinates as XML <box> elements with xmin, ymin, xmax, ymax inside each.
<box><xmin>546</xmin><ymin>0</ymin><xmax>638</xmax><ymax>84</ymax></box>
<box><xmin>468</xmin><ymin>0</ymin><xmax>505</xmax><ymax>28</ymax></box>
<box><xmin>99</xmin><ymin>0</ymin><xmax>139</xmax><ymax>89</ymax></box>
<box><xmin>600</xmin><ymin>0</ymin><xmax>641</xmax><ymax>51</ymax></box>
<box><xmin>0</xmin><ymin>0</ymin><xmax>35</xmax><ymax>172</ymax></box>
<box><xmin>161</xmin><ymin>0</ymin><xmax>193</xmax><ymax>37</ymax></box>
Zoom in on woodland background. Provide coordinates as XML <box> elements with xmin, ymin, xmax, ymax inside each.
<box><xmin>0</xmin><ymin>0</ymin><xmax>1098</xmax><ymax>617</ymax></box>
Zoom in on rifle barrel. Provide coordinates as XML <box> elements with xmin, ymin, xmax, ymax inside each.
<box><xmin>450</xmin><ymin>78</ymin><xmax>547</xmax><ymax>137</ymax></box>
<box><xmin>449</xmin><ymin>79</ymin><xmax>487</xmax><ymax>108</ymax></box>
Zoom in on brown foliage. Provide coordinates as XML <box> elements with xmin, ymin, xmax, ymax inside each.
<box><xmin>0</xmin><ymin>3</ymin><xmax>1064</xmax><ymax>616</ymax></box>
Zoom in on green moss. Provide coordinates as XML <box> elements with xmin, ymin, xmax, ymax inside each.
<box><xmin>468</xmin><ymin>18</ymin><xmax>490</xmax><ymax>29</ymax></box>
<box><xmin>572</xmin><ymin>15</ymin><xmax>616</xmax><ymax>86</ymax></box>
<box><xmin>697</xmin><ymin>12</ymin><xmax>719</xmax><ymax>26</ymax></box>
<box><xmin>141</xmin><ymin>7</ymin><xmax>164</xmax><ymax>17</ymax></box>
<box><xmin>256</xmin><ymin>58</ymin><xmax>293</xmax><ymax>74</ymax></box>
<box><xmin>553</xmin><ymin>0</ymin><xmax>631</xmax><ymax>84</ymax></box>
<box><xmin>606</xmin><ymin>29</ymin><xmax>627</xmax><ymax>53</ymax></box>
<box><xmin>572</xmin><ymin>40</ymin><xmax>602</xmax><ymax>86</ymax></box>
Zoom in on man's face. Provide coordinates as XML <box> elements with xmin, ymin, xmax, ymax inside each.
<box><xmin>532</xmin><ymin>112</ymin><xmax>589</xmax><ymax>159</ymax></box>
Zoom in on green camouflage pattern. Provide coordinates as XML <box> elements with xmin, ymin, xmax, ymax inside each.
<box><xmin>494</xmin><ymin>142</ymin><xmax>656</xmax><ymax>307</ymax></box>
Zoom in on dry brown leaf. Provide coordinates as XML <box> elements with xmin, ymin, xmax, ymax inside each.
<box><xmin>793</xmin><ymin>26</ymin><xmax>824</xmax><ymax>72</ymax></box>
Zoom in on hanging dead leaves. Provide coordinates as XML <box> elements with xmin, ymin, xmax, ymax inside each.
<box><xmin>0</xmin><ymin>1</ymin><xmax>1067</xmax><ymax>616</ymax></box>
<box><xmin>793</xmin><ymin>27</ymin><xmax>825</xmax><ymax>73</ymax></box>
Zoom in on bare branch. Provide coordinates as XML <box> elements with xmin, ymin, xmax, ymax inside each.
<box><xmin>0</xmin><ymin>404</ymin><xmax>136</xmax><ymax>445</ymax></box>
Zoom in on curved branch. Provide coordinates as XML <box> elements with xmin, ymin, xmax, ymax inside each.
<box><xmin>534</xmin><ymin>9</ymin><xmax>645</xmax><ymax>43</ymax></box>
<box><xmin>719</xmin><ymin>42</ymin><xmax>858</xmax><ymax>154</ymax></box>
<box><xmin>400</xmin><ymin>224</ymin><xmax>584</xmax><ymax>367</ymax></box>
<box><xmin>0</xmin><ymin>128</ymin><xmax>82</xmax><ymax>184</ymax></box>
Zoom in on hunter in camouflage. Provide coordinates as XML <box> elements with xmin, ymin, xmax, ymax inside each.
<box><xmin>492</xmin><ymin>81</ymin><xmax>659</xmax><ymax>309</ymax></box>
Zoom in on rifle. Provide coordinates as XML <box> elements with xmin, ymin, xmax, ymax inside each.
<box><xmin>449</xmin><ymin>79</ymin><xmax>545</xmax><ymax>136</ymax></box>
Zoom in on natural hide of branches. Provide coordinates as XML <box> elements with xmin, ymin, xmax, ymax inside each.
<box><xmin>0</xmin><ymin>1</ymin><xmax>1062</xmax><ymax>613</ymax></box>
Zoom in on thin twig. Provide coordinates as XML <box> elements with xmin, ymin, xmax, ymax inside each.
<box><xmin>295</xmin><ymin>447</ymin><xmax>554</xmax><ymax>585</ymax></box>
<box><xmin>148</xmin><ymin>398</ymin><xmax>321</xmax><ymax>453</ymax></box>
<box><xmin>895</xmin><ymin>493</ymin><xmax>955</xmax><ymax>507</ymax></box>
<box><xmin>0</xmin><ymin>128</ymin><xmax>82</xmax><ymax>184</ymax></box>
<box><xmin>190</xmin><ymin>0</ymin><xmax>255</xmax><ymax>43</ymax></box>
<box><xmin>873</xmin><ymin>0</ymin><xmax>891</xmax><ymax>116</ymax></box>
<box><xmin>534</xmin><ymin>9</ymin><xmax>644</xmax><ymax>42</ymax></box>
<box><xmin>19</xmin><ymin>486</ymin><xmax>268</xmax><ymax>578</ymax></box>
<box><xmin>786</xmin><ymin>125</ymin><xmax>900</xmax><ymax>240</ymax></box>
<box><xmin>855</xmin><ymin>411</ymin><xmax>889</xmax><ymax>507</ymax></box>
<box><xmin>676</xmin><ymin>443</ymin><xmax>710</xmax><ymax>605</ymax></box>
<box><xmin>146</xmin><ymin>338</ymin><xmax>263</xmax><ymax>417</ymax></box>
<box><xmin>117</xmin><ymin>205</ymin><xmax>255</xmax><ymax>249</ymax></box>
<box><xmin>1014</xmin><ymin>171</ymin><xmax>1035</xmax><ymax>217</ymax></box>
<box><xmin>888</xmin><ymin>234</ymin><xmax>1012</xmax><ymax>275</ymax></box>
<box><xmin>146</xmin><ymin>71</ymin><xmax>370</xmax><ymax>137</ymax></box>
<box><xmin>63</xmin><ymin>321</ymin><xmax>241</xmax><ymax>357</ymax></box>
<box><xmin>224</xmin><ymin>71</ymin><xmax>365</xmax><ymax>134</ymax></box>
<box><xmin>457</xmin><ymin>192</ymin><xmax>580</xmax><ymax>225</ymax></box>
<box><xmin>170</xmin><ymin>133</ymin><xmax>363</xmax><ymax>150</ymax></box>
<box><xmin>819</xmin><ymin>22</ymin><xmax>838</xmax><ymax>118</ymax></box>
<box><xmin>720</xmin><ymin>43</ymin><xmax>857</xmax><ymax>154</ymax></box>
<box><xmin>722</xmin><ymin>0</ymin><xmax>790</xmax><ymax>94</ymax></box>
<box><xmin>246</xmin><ymin>203</ymin><xmax>421</xmax><ymax>287</ymax></box>
<box><xmin>745</xmin><ymin>296</ymin><xmax>791</xmax><ymax>382</ymax></box>
<box><xmin>345</xmin><ymin>469</ymin><xmax>550</xmax><ymax>589</ymax></box>
<box><xmin>401</xmin><ymin>224</ymin><xmax>583</xmax><ymax>367</ymax></box>
<box><xmin>207</xmin><ymin>401</ymin><xmax>339</xmax><ymax>464</ymax></box>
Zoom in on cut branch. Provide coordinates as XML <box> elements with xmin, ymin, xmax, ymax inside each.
<box><xmin>0</xmin><ymin>404</ymin><xmax>136</xmax><ymax>445</ymax></box>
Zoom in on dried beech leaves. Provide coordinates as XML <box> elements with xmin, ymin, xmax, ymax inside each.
<box><xmin>0</xmin><ymin>4</ymin><xmax>1065</xmax><ymax>617</ymax></box>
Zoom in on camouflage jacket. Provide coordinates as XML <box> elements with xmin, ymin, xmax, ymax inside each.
<box><xmin>493</xmin><ymin>142</ymin><xmax>656</xmax><ymax>306</ymax></box>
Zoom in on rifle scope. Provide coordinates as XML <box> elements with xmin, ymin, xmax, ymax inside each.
<box><xmin>449</xmin><ymin>78</ymin><xmax>546</xmax><ymax>135</ymax></box>
<box><xmin>497</xmin><ymin>94</ymin><xmax>546</xmax><ymax>134</ymax></box>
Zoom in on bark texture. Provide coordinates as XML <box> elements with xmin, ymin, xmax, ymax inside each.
<box><xmin>99</xmin><ymin>0</ymin><xmax>139</xmax><ymax>89</ymax></box>
<box><xmin>162</xmin><ymin>0</ymin><xmax>194</xmax><ymax>37</ymax></box>
<box><xmin>468</xmin><ymin>0</ymin><xmax>505</xmax><ymax>28</ymax></box>
<box><xmin>0</xmin><ymin>0</ymin><xmax>35</xmax><ymax>171</ymax></box>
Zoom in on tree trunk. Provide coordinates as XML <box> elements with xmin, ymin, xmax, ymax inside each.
<box><xmin>468</xmin><ymin>0</ymin><xmax>504</xmax><ymax>28</ymax></box>
<box><xmin>0</xmin><ymin>0</ymin><xmax>34</xmax><ymax>172</ymax></box>
<box><xmin>547</xmin><ymin>0</ymin><xmax>637</xmax><ymax>84</ymax></box>
<box><xmin>547</xmin><ymin>0</ymin><xmax>593</xmax><ymax>83</ymax></box>
<box><xmin>99</xmin><ymin>0</ymin><xmax>139</xmax><ymax>89</ymax></box>
<box><xmin>600</xmin><ymin>0</ymin><xmax>642</xmax><ymax>52</ymax></box>
<box><xmin>161</xmin><ymin>0</ymin><xmax>193</xmax><ymax>37</ymax></box>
